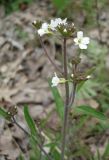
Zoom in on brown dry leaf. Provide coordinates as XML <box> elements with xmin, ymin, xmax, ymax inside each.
<box><xmin>0</xmin><ymin>129</ymin><xmax>20</xmax><ymax>159</ymax></box>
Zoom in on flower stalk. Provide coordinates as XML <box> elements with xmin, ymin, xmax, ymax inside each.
<box><xmin>61</xmin><ymin>38</ymin><xmax>70</xmax><ymax>160</ymax></box>
<box><xmin>33</xmin><ymin>18</ymin><xmax>90</xmax><ymax>160</ymax></box>
<box><xmin>38</xmin><ymin>34</ymin><xmax>63</xmax><ymax>74</ymax></box>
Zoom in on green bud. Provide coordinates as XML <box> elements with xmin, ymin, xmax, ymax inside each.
<box><xmin>32</xmin><ymin>20</ymin><xmax>42</xmax><ymax>29</ymax></box>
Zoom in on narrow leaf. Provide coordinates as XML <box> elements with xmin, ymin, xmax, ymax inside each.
<box><xmin>18</xmin><ymin>154</ymin><xmax>25</xmax><ymax>160</ymax></box>
<box><xmin>49</xmin><ymin>80</ymin><xmax>64</xmax><ymax>120</ymax></box>
<box><xmin>102</xmin><ymin>142</ymin><xmax>109</xmax><ymax>159</ymax></box>
<box><xmin>0</xmin><ymin>107</ymin><xmax>10</xmax><ymax>120</ymax></box>
<box><xmin>24</xmin><ymin>105</ymin><xmax>37</xmax><ymax>136</ymax></box>
<box><xmin>75</xmin><ymin>105</ymin><xmax>107</xmax><ymax>121</ymax></box>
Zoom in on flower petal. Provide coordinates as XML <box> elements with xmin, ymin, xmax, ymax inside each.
<box><xmin>79</xmin><ymin>43</ymin><xmax>87</xmax><ymax>49</ymax></box>
<box><xmin>77</xmin><ymin>31</ymin><xmax>83</xmax><ymax>38</ymax></box>
<box><xmin>38</xmin><ymin>29</ymin><xmax>45</xmax><ymax>36</ymax></box>
<box><xmin>42</xmin><ymin>23</ymin><xmax>48</xmax><ymax>30</ymax></box>
<box><xmin>82</xmin><ymin>37</ymin><xmax>90</xmax><ymax>44</ymax></box>
<box><xmin>74</xmin><ymin>38</ymin><xmax>79</xmax><ymax>44</ymax></box>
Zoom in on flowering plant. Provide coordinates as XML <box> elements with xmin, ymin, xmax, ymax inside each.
<box><xmin>0</xmin><ymin>17</ymin><xmax>107</xmax><ymax>160</ymax></box>
<box><xmin>33</xmin><ymin>18</ymin><xmax>91</xmax><ymax>160</ymax></box>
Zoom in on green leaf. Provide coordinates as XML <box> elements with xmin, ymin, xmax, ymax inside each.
<box><xmin>24</xmin><ymin>105</ymin><xmax>37</xmax><ymax>136</ymax></box>
<box><xmin>0</xmin><ymin>107</ymin><xmax>10</xmax><ymax>120</ymax></box>
<box><xmin>18</xmin><ymin>154</ymin><xmax>25</xmax><ymax>160</ymax></box>
<box><xmin>49</xmin><ymin>80</ymin><xmax>64</xmax><ymax>120</ymax></box>
<box><xmin>77</xmin><ymin>67</ymin><xmax>96</xmax><ymax>92</ymax></box>
<box><xmin>74</xmin><ymin>105</ymin><xmax>107</xmax><ymax>121</ymax></box>
<box><xmin>102</xmin><ymin>142</ymin><xmax>109</xmax><ymax>159</ymax></box>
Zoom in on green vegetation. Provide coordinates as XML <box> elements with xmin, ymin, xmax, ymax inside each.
<box><xmin>0</xmin><ymin>0</ymin><xmax>34</xmax><ymax>14</ymax></box>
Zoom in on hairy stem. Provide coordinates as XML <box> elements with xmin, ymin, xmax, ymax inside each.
<box><xmin>38</xmin><ymin>34</ymin><xmax>63</xmax><ymax>74</ymax></box>
<box><xmin>12</xmin><ymin>117</ymin><xmax>52</xmax><ymax>160</ymax></box>
<box><xmin>61</xmin><ymin>38</ymin><xmax>69</xmax><ymax>160</ymax></box>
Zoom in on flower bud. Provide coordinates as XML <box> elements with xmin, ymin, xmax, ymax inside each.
<box><xmin>71</xmin><ymin>56</ymin><xmax>81</xmax><ymax>65</ymax></box>
<box><xmin>32</xmin><ymin>20</ymin><xmax>42</xmax><ymax>29</ymax></box>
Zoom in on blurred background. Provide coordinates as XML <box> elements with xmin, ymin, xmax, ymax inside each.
<box><xmin>0</xmin><ymin>0</ymin><xmax>109</xmax><ymax>159</ymax></box>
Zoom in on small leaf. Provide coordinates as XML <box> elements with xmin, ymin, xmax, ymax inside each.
<box><xmin>0</xmin><ymin>107</ymin><xmax>10</xmax><ymax>120</ymax></box>
<box><xmin>74</xmin><ymin>105</ymin><xmax>107</xmax><ymax>121</ymax></box>
<box><xmin>77</xmin><ymin>67</ymin><xmax>96</xmax><ymax>92</ymax></box>
<box><xmin>24</xmin><ymin>105</ymin><xmax>37</xmax><ymax>136</ymax></box>
<box><xmin>49</xmin><ymin>80</ymin><xmax>64</xmax><ymax>120</ymax></box>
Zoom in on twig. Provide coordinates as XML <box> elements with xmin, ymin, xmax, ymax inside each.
<box><xmin>61</xmin><ymin>38</ymin><xmax>69</xmax><ymax>160</ymax></box>
<box><xmin>12</xmin><ymin>117</ymin><xmax>52</xmax><ymax>160</ymax></box>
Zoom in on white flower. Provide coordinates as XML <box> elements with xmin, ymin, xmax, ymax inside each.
<box><xmin>38</xmin><ymin>22</ymin><xmax>49</xmax><ymax>36</ymax></box>
<box><xmin>74</xmin><ymin>31</ymin><xmax>90</xmax><ymax>49</ymax></box>
<box><xmin>49</xmin><ymin>18</ymin><xmax>67</xmax><ymax>31</ymax></box>
<box><xmin>51</xmin><ymin>73</ymin><xmax>60</xmax><ymax>87</ymax></box>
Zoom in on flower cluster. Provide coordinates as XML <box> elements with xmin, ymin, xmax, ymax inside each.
<box><xmin>33</xmin><ymin>18</ymin><xmax>67</xmax><ymax>37</ymax></box>
<box><xmin>33</xmin><ymin>18</ymin><xmax>90</xmax><ymax>87</ymax></box>
<box><xmin>33</xmin><ymin>18</ymin><xmax>90</xmax><ymax>49</ymax></box>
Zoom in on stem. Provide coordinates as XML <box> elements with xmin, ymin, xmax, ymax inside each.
<box><xmin>38</xmin><ymin>34</ymin><xmax>63</xmax><ymax>74</ymax></box>
<box><xmin>69</xmin><ymin>83</ymin><xmax>76</xmax><ymax>107</ymax></box>
<box><xmin>61</xmin><ymin>38</ymin><xmax>69</xmax><ymax>160</ymax></box>
<box><xmin>12</xmin><ymin>117</ymin><xmax>52</xmax><ymax>160</ymax></box>
<box><xmin>69</xmin><ymin>64</ymin><xmax>77</xmax><ymax>107</ymax></box>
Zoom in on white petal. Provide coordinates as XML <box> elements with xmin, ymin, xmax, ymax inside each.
<box><xmin>38</xmin><ymin>29</ymin><xmax>45</xmax><ymax>36</ymax></box>
<box><xmin>79</xmin><ymin>43</ymin><xmax>87</xmax><ymax>49</ymax></box>
<box><xmin>42</xmin><ymin>23</ymin><xmax>48</xmax><ymax>30</ymax></box>
<box><xmin>82</xmin><ymin>37</ymin><xmax>90</xmax><ymax>44</ymax></box>
<box><xmin>54</xmin><ymin>72</ymin><xmax>57</xmax><ymax>77</ymax></box>
<box><xmin>50</xmin><ymin>20</ymin><xmax>58</xmax><ymax>30</ymax></box>
<box><xmin>74</xmin><ymin>38</ymin><xmax>79</xmax><ymax>44</ymax></box>
<box><xmin>62</xmin><ymin>18</ymin><xmax>67</xmax><ymax>25</ymax></box>
<box><xmin>77</xmin><ymin>31</ymin><xmax>83</xmax><ymax>38</ymax></box>
<box><xmin>55</xmin><ymin>18</ymin><xmax>62</xmax><ymax>24</ymax></box>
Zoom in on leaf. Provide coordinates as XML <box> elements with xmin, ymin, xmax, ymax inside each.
<box><xmin>0</xmin><ymin>107</ymin><xmax>10</xmax><ymax>120</ymax></box>
<box><xmin>49</xmin><ymin>80</ymin><xmax>64</xmax><ymax>120</ymax></box>
<box><xmin>77</xmin><ymin>67</ymin><xmax>96</xmax><ymax>92</ymax></box>
<box><xmin>74</xmin><ymin>105</ymin><xmax>107</xmax><ymax>121</ymax></box>
<box><xmin>102</xmin><ymin>142</ymin><xmax>109</xmax><ymax>159</ymax></box>
<box><xmin>24</xmin><ymin>105</ymin><xmax>37</xmax><ymax>136</ymax></box>
<box><xmin>18</xmin><ymin>154</ymin><xmax>25</xmax><ymax>160</ymax></box>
